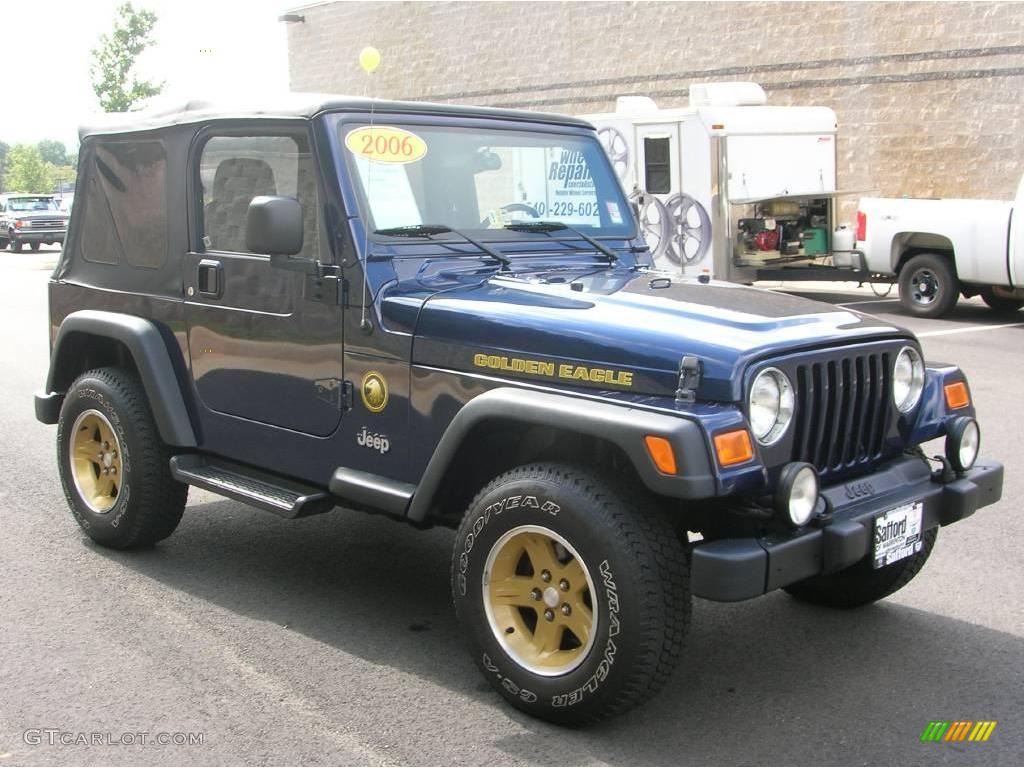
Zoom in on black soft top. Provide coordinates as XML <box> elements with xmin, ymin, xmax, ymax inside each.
<box><xmin>78</xmin><ymin>93</ymin><xmax>594</xmax><ymax>138</ymax></box>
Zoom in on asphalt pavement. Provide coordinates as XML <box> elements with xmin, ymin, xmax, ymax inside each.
<box><xmin>0</xmin><ymin>249</ymin><xmax>1021</xmax><ymax>766</ymax></box>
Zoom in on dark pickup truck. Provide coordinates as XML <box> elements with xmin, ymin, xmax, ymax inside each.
<box><xmin>34</xmin><ymin>96</ymin><xmax>1002</xmax><ymax>725</ymax></box>
<box><xmin>0</xmin><ymin>194</ymin><xmax>68</xmax><ymax>251</ymax></box>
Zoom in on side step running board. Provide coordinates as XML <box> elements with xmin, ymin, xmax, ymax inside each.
<box><xmin>170</xmin><ymin>455</ymin><xmax>335</xmax><ymax>519</ymax></box>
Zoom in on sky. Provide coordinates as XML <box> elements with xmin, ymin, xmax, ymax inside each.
<box><xmin>3</xmin><ymin>0</ymin><xmax>294</xmax><ymax>150</ymax></box>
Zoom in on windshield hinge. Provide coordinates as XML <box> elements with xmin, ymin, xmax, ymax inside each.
<box><xmin>675</xmin><ymin>356</ymin><xmax>702</xmax><ymax>404</ymax></box>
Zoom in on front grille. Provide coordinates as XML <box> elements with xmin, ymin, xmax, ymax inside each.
<box><xmin>27</xmin><ymin>219</ymin><xmax>65</xmax><ymax>229</ymax></box>
<box><xmin>791</xmin><ymin>351</ymin><xmax>892</xmax><ymax>473</ymax></box>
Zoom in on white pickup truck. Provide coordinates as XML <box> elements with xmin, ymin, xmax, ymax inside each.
<box><xmin>857</xmin><ymin>175</ymin><xmax>1024</xmax><ymax>318</ymax></box>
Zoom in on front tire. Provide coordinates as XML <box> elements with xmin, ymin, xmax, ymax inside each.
<box><xmin>784</xmin><ymin>527</ymin><xmax>938</xmax><ymax>608</ymax></box>
<box><xmin>57</xmin><ymin>367</ymin><xmax>187</xmax><ymax>549</ymax></box>
<box><xmin>898</xmin><ymin>253</ymin><xmax>958</xmax><ymax>318</ymax></box>
<box><xmin>452</xmin><ymin>463</ymin><xmax>690</xmax><ymax>725</ymax></box>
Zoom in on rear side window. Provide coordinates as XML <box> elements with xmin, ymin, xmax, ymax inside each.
<box><xmin>80</xmin><ymin>140</ymin><xmax>168</xmax><ymax>268</ymax></box>
<box><xmin>198</xmin><ymin>134</ymin><xmax>320</xmax><ymax>260</ymax></box>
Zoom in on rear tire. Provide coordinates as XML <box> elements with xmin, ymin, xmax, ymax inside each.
<box><xmin>57</xmin><ymin>367</ymin><xmax>187</xmax><ymax>549</ymax></box>
<box><xmin>898</xmin><ymin>253</ymin><xmax>958</xmax><ymax>318</ymax></box>
<box><xmin>980</xmin><ymin>287</ymin><xmax>1024</xmax><ymax>314</ymax></box>
<box><xmin>452</xmin><ymin>463</ymin><xmax>690</xmax><ymax>725</ymax></box>
<box><xmin>784</xmin><ymin>528</ymin><xmax>938</xmax><ymax>608</ymax></box>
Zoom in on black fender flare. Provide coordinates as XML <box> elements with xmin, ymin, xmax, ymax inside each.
<box><xmin>40</xmin><ymin>310</ymin><xmax>197</xmax><ymax>447</ymax></box>
<box><xmin>405</xmin><ymin>387</ymin><xmax>716</xmax><ymax>522</ymax></box>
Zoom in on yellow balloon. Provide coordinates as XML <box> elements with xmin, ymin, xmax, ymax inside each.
<box><xmin>359</xmin><ymin>46</ymin><xmax>381</xmax><ymax>74</ymax></box>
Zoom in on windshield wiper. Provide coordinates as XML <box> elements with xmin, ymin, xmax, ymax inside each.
<box><xmin>374</xmin><ymin>224</ymin><xmax>511</xmax><ymax>270</ymax></box>
<box><xmin>503</xmin><ymin>221</ymin><xmax>618</xmax><ymax>264</ymax></box>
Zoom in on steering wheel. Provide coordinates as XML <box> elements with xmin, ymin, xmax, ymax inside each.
<box><xmin>480</xmin><ymin>203</ymin><xmax>541</xmax><ymax>228</ymax></box>
<box><xmin>663</xmin><ymin>193</ymin><xmax>712</xmax><ymax>266</ymax></box>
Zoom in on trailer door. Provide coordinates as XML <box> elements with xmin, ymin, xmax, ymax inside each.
<box><xmin>726</xmin><ymin>134</ymin><xmax>836</xmax><ymax>203</ymax></box>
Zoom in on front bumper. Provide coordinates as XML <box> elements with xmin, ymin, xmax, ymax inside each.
<box><xmin>691</xmin><ymin>455</ymin><xmax>1003</xmax><ymax>601</ymax></box>
<box><xmin>10</xmin><ymin>230</ymin><xmax>66</xmax><ymax>243</ymax></box>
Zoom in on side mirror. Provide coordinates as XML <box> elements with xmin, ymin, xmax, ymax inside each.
<box><xmin>246</xmin><ymin>195</ymin><xmax>303</xmax><ymax>258</ymax></box>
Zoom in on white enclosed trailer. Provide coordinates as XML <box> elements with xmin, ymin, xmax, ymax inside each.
<box><xmin>585</xmin><ymin>84</ymin><xmax>865</xmax><ymax>283</ymax></box>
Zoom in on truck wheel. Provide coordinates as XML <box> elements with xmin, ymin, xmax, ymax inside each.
<box><xmin>980</xmin><ymin>287</ymin><xmax>1024</xmax><ymax>314</ymax></box>
<box><xmin>30</xmin><ymin>242</ymin><xmax>41</xmax><ymax>252</ymax></box>
<box><xmin>57</xmin><ymin>367</ymin><xmax>187</xmax><ymax>549</ymax></box>
<box><xmin>898</xmin><ymin>254</ymin><xmax>958</xmax><ymax>318</ymax></box>
<box><xmin>11</xmin><ymin>239</ymin><xmax>23</xmax><ymax>253</ymax></box>
<box><xmin>784</xmin><ymin>528</ymin><xmax>937</xmax><ymax>608</ymax></box>
<box><xmin>452</xmin><ymin>463</ymin><xmax>690</xmax><ymax>725</ymax></box>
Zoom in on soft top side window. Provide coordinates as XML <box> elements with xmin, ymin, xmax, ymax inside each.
<box><xmin>80</xmin><ymin>140</ymin><xmax>168</xmax><ymax>269</ymax></box>
<box><xmin>198</xmin><ymin>133</ymin><xmax>321</xmax><ymax>260</ymax></box>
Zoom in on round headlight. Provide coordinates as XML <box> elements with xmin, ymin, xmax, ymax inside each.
<box><xmin>946</xmin><ymin>417</ymin><xmax>980</xmax><ymax>472</ymax></box>
<box><xmin>775</xmin><ymin>462</ymin><xmax>819</xmax><ymax>527</ymax></box>
<box><xmin>749</xmin><ymin>368</ymin><xmax>795</xmax><ymax>445</ymax></box>
<box><xmin>893</xmin><ymin>346</ymin><xmax>925</xmax><ymax>413</ymax></box>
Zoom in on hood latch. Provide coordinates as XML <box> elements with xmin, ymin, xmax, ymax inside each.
<box><xmin>675</xmin><ymin>356</ymin><xmax>702</xmax><ymax>404</ymax></box>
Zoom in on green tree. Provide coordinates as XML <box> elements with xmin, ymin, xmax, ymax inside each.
<box><xmin>4</xmin><ymin>145</ymin><xmax>50</xmax><ymax>192</ymax></box>
<box><xmin>46</xmin><ymin>164</ymin><xmax>77</xmax><ymax>193</ymax></box>
<box><xmin>37</xmin><ymin>139</ymin><xmax>68</xmax><ymax>167</ymax></box>
<box><xmin>90</xmin><ymin>2</ymin><xmax>163</xmax><ymax>112</ymax></box>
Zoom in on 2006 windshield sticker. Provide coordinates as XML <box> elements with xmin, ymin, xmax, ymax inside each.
<box><xmin>345</xmin><ymin>126</ymin><xmax>427</xmax><ymax>164</ymax></box>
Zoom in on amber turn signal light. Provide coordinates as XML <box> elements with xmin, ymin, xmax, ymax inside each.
<box><xmin>944</xmin><ymin>381</ymin><xmax>970</xmax><ymax>410</ymax></box>
<box><xmin>714</xmin><ymin>429</ymin><xmax>754</xmax><ymax>467</ymax></box>
<box><xmin>644</xmin><ymin>435</ymin><xmax>677</xmax><ymax>475</ymax></box>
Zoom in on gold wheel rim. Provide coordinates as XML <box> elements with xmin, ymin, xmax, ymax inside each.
<box><xmin>69</xmin><ymin>409</ymin><xmax>123</xmax><ymax>514</ymax></box>
<box><xmin>482</xmin><ymin>525</ymin><xmax>598</xmax><ymax>677</ymax></box>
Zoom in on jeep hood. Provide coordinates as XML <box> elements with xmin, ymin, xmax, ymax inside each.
<box><xmin>409</xmin><ymin>269</ymin><xmax>912</xmax><ymax>402</ymax></box>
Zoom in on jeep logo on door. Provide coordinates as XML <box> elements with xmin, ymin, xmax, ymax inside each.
<box><xmin>361</xmin><ymin>371</ymin><xmax>388</xmax><ymax>413</ymax></box>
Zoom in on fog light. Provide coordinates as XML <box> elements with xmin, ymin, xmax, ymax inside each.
<box><xmin>775</xmin><ymin>462</ymin><xmax>819</xmax><ymax>527</ymax></box>
<box><xmin>945</xmin><ymin>417</ymin><xmax>980</xmax><ymax>473</ymax></box>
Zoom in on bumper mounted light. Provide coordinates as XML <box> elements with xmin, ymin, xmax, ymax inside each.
<box><xmin>774</xmin><ymin>462</ymin><xmax>820</xmax><ymax>527</ymax></box>
<box><xmin>945</xmin><ymin>417</ymin><xmax>980</xmax><ymax>473</ymax></box>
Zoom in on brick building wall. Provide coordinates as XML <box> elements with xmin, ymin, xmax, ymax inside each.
<box><xmin>286</xmin><ymin>1</ymin><xmax>1024</xmax><ymax>218</ymax></box>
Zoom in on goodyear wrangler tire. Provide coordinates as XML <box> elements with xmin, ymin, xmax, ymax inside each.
<box><xmin>57</xmin><ymin>367</ymin><xmax>187</xmax><ymax>550</ymax></box>
<box><xmin>784</xmin><ymin>527</ymin><xmax>938</xmax><ymax>608</ymax></box>
<box><xmin>452</xmin><ymin>463</ymin><xmax>690</xmax><ymax>725</ymax></box>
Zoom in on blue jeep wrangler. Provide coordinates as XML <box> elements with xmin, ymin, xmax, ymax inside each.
<box><xmin>35</xmin><ymin>96</ymin><xmax>1003</xmax><ymax>725</ymax></box>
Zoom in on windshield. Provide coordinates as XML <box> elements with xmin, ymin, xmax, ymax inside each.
<box><xmin>7</xmin><ymin>197</ymin><xmax>59</xmax><ymax>212</ymax></box>
<box><xmin>337</xmin><ymin>122</ymin><xmax>633</xmax><ymax>238</ymax></box>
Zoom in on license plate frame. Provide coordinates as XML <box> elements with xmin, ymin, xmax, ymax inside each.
<box><xmin>872</xmin><ymin>501</ymin><xmax>924</xmax><ymax>569</ymax></box>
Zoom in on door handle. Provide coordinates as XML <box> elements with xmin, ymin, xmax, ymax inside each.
<box><xmin>197</xmin><ymin>259</ymin><xmax>223</xmax><ymax>299</ymax></box>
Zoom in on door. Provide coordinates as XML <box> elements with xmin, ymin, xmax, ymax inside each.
<box><xmin>634</xmin><ymin>123</ymin><xmax>681</xmax><ymax>269</ymax></box>
<box><xmin>183</xmin><ymin>127</ymin><xmax>344</xmax><ymax>437</ymax></box>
